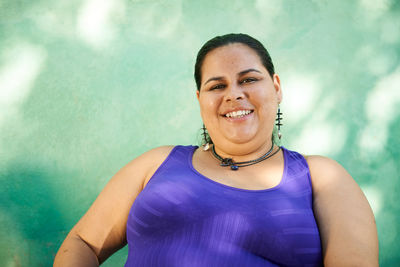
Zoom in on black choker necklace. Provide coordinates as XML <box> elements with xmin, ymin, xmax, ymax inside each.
<box><xmin>211</xmin><ymin>143</ymin><xmax>281</xmax><ymax>171</ymax></box>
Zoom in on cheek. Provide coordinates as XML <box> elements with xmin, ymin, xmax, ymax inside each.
<box><xmin>199</xmin><ymin>97</ymin><xmax>218</xmax><ymax>116</ymax></box>
<box><xmin>254</xmin><ymin>92</ymin><xmax>278</xmax><ymax>117</ymax></box>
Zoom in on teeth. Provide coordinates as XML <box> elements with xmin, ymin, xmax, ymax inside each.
<box><xmin>225</xmin><ymin>110</ymin><xmax>252</xmax><ymax>118</ymax></box>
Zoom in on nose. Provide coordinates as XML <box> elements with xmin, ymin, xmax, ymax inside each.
<box><xmin>223</xmin><ymin>84</ymin><xmax>245</xmax><ymax>102</ymax></box>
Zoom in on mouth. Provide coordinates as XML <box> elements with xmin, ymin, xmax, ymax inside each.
<box><xmin>223</xmin><ymin>109</ymin><xmax>254</xmax><ymax>119</ymax></box>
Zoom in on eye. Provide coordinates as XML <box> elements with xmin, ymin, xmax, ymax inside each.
<box><xmin>210</xmin><ymin>84</ymin><xmax>226</xmax><ymax>90</ymax></box>
<box><xmin>240</xmin><ymin>77</ymin><xmax>258</xmax><ymax>84</ymax></box>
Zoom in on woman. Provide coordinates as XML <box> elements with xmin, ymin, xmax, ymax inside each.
<box><xmin>54</xmin><ymin>34</ymin><xmax>378</xmax><ymax>266</ymax></box>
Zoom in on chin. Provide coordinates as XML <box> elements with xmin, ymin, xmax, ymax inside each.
<box><xmin>224</xmin><ymin>134</ymin><xmax>257</xmax><ymax>145</ymax></box>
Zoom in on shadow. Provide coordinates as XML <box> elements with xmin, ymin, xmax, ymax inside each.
<box><xmin>0</xmin><ymin>162</ymin><xmax>69</xmax><ymax>266</ymax></box>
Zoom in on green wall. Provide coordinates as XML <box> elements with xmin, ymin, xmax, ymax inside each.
<box><xmin>1</xmin><ymin>0</ymin><xmax>399</xmax><ymax>266</ymax></box>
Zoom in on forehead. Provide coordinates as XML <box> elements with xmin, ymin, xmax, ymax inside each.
<box><xmin>201</xmin><ymin>43</ymin><xmax>265</xmax><ymax>77</ymax></box>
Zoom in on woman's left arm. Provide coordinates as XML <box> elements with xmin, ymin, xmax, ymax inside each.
<box><xmin>306</xmin><ymin>155</ymin><xmax>379</xmax><ymax>267</ymax></box>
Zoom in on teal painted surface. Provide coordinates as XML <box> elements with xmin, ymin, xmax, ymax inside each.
<box><xmin>0</xmin><ymin>0</ymin><xmax>399</xmax><ymax>265</ymax></box>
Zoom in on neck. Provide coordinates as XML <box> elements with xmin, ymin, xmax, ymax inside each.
<box><xmin>211</xmin><ymin>140</ymin><xmax>275</xmax><ymax>163</ymax></box>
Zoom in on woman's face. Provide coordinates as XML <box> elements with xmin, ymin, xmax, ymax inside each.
<box><xmin>197</xmin><ymin>43</ymin><xmax>282</xmax><ymax>152</ymax></box>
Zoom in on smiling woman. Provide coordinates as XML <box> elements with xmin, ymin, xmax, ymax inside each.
<box><xmin>196</xmin><ymin>42</ymin><xmax>281</xmax><ymax>158</ymax></box>
<box><xmin>54</xmin><ymin>34</ymin><xmax>379</xmax><ymax>267</ymax></box>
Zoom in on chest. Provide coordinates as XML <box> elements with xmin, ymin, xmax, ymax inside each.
<box><xmin>127</xmin><ymin>170</ymin><xmax>321</xmax><ymax>265</ymax></box>
<box><xmin>192</xmin><ymin>151</ymin><xmax>285</xmax><ymax>191</ymax></box>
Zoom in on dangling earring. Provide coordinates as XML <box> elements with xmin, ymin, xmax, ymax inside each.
<box><xmin>276</xmin><ymin>104</ymin><xmax>283</xmax><ymax>140</ymax></box>
<box><xmin>203</xmin><ymin>143</ymin><xmax>210</xmax><ymax>151</ymax></box>
<box><xmin>202</xmin><ymin>124</ymin><xmax>210</xmax><ymax>151</ymax></box>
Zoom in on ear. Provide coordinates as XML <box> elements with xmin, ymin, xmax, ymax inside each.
<box><xmin>196</xmin><ymin>90</ymin><xmax>200</xmax><ymax>101</ymax></box>
<box><xmin>273</xmin><ymin>74</ymin><xmax>282</xmax><ymax>103</ymax></box>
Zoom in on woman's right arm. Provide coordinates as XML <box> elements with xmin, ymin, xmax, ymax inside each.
<box><xmin>54</xmin><ymin>146</ymin><xmax>174</xmax><ymax>266</ymax></box>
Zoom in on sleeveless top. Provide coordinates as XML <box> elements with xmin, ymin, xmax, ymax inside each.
<box><xmin>124</xmin><ymin>145</ymin><xmax>322</xmax><ymax>267</ymax></box>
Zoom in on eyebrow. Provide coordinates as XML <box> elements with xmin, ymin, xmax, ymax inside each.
<box><xmin>204</xmin><ymin>76</ymin><xmax>225</xmax><ymax>86</ymax></box>
<box><xmin>203</xmin><ymin>68</ymin><xmax>262</xmax><ymax>86</ymax></box>
<box><xmin>238</xmin><ymin>68</ymin><xmax>262</xmax><ymax>76</ymax></box>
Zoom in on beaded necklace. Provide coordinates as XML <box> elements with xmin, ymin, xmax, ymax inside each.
<box><xmin>211</xmin><ymin>143</ymin><xmax>281</xmax><ymax>170</ymax></box>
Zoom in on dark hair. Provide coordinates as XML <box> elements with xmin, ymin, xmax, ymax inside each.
<box><xmin>194</xmin><ymin>33</ymin><xmax>275</xmax><ymax>91</ymax></box>
<box><xmin>195</xmin><ymin>33</ymin><xmax>279</xmax><ymax>146</ymax></box>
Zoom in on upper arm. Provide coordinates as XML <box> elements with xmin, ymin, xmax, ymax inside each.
<box><xmin>306</xmin><ymin>155</ymin><xmax>379</xmax><ymax>266</ymax></box>
<box><xmin>70</xmin><ymin>145</ymin><xmax>174</xmax><ymax>263</ymax></box>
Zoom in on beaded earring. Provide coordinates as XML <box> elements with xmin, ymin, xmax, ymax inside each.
<box><xmin>276</xmin><ymin>104</ymin><xmax>283</xmax><ymax>140</ymax></box>
<box><xmin>202</xmin><ymin>124</ymin><xmax>210</xmax><ymax>151</ymax></box>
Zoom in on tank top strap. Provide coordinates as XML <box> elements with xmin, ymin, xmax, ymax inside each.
<box><xmin>281</xmin><ymin>146</ymin><xmax>313</xmax><ymax>190</ymax></box>
<box><xmin>163</xmin><ymin>145</ymin><xmax>197</xmax><ymax>168</ymax></box>
<box><xmin>145</xmin><ymin>145</ymin><xmax>197</xmax><ymax>187</ymax></box>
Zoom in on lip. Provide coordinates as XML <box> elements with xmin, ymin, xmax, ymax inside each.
<box><xmin>220</xmin><ymin>107</ymin><xmax>254</xmax><ymax>116</ymax></box>
<box><xmin>220</xmin><ymin>108</ymin><xmax>254</xmax><ymax>122</ymax></box>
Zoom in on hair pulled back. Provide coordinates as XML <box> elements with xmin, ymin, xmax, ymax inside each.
<box><xmin>194</xmin><ymin>33</ymin><xmax>275</xmax><ymax>91</ymax></box>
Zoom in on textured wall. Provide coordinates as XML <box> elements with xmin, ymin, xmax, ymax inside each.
<box><xmin>0</xmin><ymin>0</ymin><xmax>399</xmax><ymax>266</ymax></box>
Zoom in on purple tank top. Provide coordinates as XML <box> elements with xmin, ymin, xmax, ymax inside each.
<box><xmin>125</xmin><ymin>145</ymin><xmax>322</xmax><ymax>266</ymax></box>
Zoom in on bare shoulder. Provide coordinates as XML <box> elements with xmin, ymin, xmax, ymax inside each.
<box><xmin>304</xmin><ymin>155</ymin><xmax>379</xmax><ymax>266</ymax></box>
<box><xmin>125</xmin><ymin>146</ymin><xmax>174</xmax><ymax>172</ymax></box>
<box><xmin>96</xmin><ymin>145</ymin><xmax>175</xmax><ymax>195</ymax></box>
<box><xmin>106</xmin><ymin>145</ymin><xmax>175</xmax><ymax>191</ymax></box>
<box><xmin>304</xmin><ymin>154</ymin><xmax>342</xmax><ymax>170</ymax></box>
<box><xmin>304</xmin><ymin>155</ymin><xmax>353</xmax><ymax>190</ymax></box>
<box><xmin>131</xmin><ymin>145</ymin><xmax>175</xmax><ymax>188</ymax></box>
<box><xmin>132</xmin><ymin>145</ymin><xmax>175</xmax><ymax>162</ymax></box>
